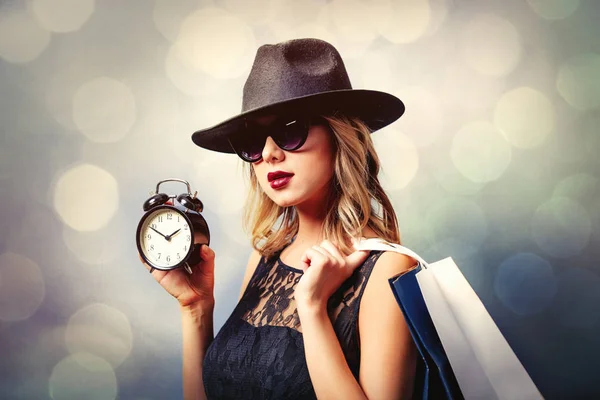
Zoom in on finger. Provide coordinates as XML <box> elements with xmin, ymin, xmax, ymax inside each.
<box><xmin>312</xmin><ymin>245</ymin><xmax>341</xmax><ymax>268</ymax></box>
<box><xmin>300</xmin><ymin>248</ymin><xmax>326</xmax><ymax>271</ymax></box>
<box><xmin>311</xmin><ymin>245</ymin><xmax>332</xmax><ymax>260</ymax></box>
<box><xmin>199</xmin><ymin>244</ymin><xmax>215</xmax><ymax>262</ymax></box>
<box><xmin>345</xmin><ymin>249</ymin><xmax>370</xmax><ymax>271</ymax></box>
<box><xmin>187</xmin><ymin>243</ymin><xmax>215</xmax><ymax>268</ymax></box>
<box><xmin>319</xmin><ymin>240</ymin><xmax>345</xmax><ymax>266</ymax></box>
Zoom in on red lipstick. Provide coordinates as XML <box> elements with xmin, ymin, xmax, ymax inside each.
<box><xmin>268</xmin><ymin>170</ymin><xmax>294</xmax><ymax>189</ymax></box>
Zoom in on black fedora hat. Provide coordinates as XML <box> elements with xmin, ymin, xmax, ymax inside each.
<box><xmin>191</xmin><ymin>38</ymin><xmax>405</xmax><ymax>153</ymax></box>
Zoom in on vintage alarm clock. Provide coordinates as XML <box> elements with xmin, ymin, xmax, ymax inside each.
<box><xmin>136</xmin><ymin>178</ymin><xmax>210</xmax><ymax>274</ymax></box>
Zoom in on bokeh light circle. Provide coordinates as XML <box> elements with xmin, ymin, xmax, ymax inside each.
<box><xmin>526</xmin><ymin>0</ymin><xmax>580</xmax><ymax>20</ymax></box>
<box><xmin>557</xmin><ymin>53</ymin><xmax>600</xmax><ymax>110</ymax></box>
<box><xmin>165</xmin><ymin>41</ymin><xmax>221</xmax><ymax>97</ymax></box>
<box><xmin>451</xmin><ymin>121</ymin><xmax>512</xmax><ymax>183</ymax></box>
<box><xmin>0</xmin><ymin>6</ymin><xmax>51</xmax><ymax>63</ymax></box>
<box><xmin>494</xmin><ymin>87</ymin><xmax>554</xmax><ymax>149</ymax></box>
<box><xmin>65</xmin><ymin>303</ymin><xmax>133</xmax><ymax>367</ymax></box>
<box><xmin>423</xmin><ymin>0</ymin><xmax>450</xmax><ymax>37</ymax></box>
<box><xmin>426</xmin><ymin>198</ymin><xmax>488</xmax><ymax>258</ymax></box>
<box><xmin>461</xmin><ymin>14</ymin><xmax>521</xmax><ymax>77</ymax></box>
<box><xmin>395</xmin><ymin>86</ymin><xmax>444</xmax><ymax>148</ymax></box>
<box><xmin>553</xmin><ymin>267</ymin><xmax>600</xmax><ymax>330</ymax></box>
<box><xmin>553</xmin><ymin>173</ymin><xmax>598</xmax><ymax>202</ymax></box>
<box><xmin>378</xmin><ymin>0</ymin><xmax>431</xmax><ymax>44</ymax></box>
<box><xmin>552</xmin><ymin>173</ymin><xmax>599</xmax><ymax>243</ymax></box>
<box><xmin>173</xmin><ymin>7</ymin><xmax>256</xmax><ymax>79</ymax></box>
<box><xmin>0</xmin><ymin>252</ymin><xmax>45</xmax><ymax>321</ymax></box>
<box><xmin>30</xmin><ymin>0</ymin><xmax>95</xmax><ymax>33</ymax></box>
<box><xmin>431</xmin><ymin>158</ymin><xmax>486</xmax><ymax>196</ymax></box>
<box><xmin>268</xmin><ymin>0</ymin><xmax>333</xmax><ymax>44</ymax></box>
<box><xmin>153</xmin><ymin>0</ymin><xmax>203</xmax><ymax>42</ymax></box>
<box><xmin>531</xmin><ymin>197</ymin><xmax>591</xmax><ymax>258</ymax></box>
<box><xmin>223</xmin><ymin>0</ymin><xmax>274</xmax><ymax>26</ymax></box>
<box><xmin>329</xmin><ymin>0</ymin><xmax>379</xmax><ymax>44</ymax></box>
<box><xmin>62</xmin><ymin>213</ymin><xmax>128</xmax><ymax>265</ymax></box>
<box><xmin>72</xmin><ymin>77</ymin><xmax>136</xmax><ymax>143</ymax></box>
<box><xmin>494</xmin><ymin>252</ymin><xmax>557</xmax><ymax>316</ymax></box>
<box><xmin>53</xmin><ymin>164</ymin><xmax>119</xmax><ymax>232</ymax></box>
<box><xmin>583</xmin><ymin>114</ymin><xmax>600</xmax><ymax>162</ymax></box>
<box><xmin>373</xmin><ymin>129</ymin><xmax>419</xmax><ymax>191</ymax></box>
<box><xmin>48</xmin><ymin>352</ymin><xmax>117</xmax><ymax>400</ymax></box>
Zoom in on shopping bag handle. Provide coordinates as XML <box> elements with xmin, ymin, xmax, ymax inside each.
<box><xmin>354</xmin><ymin>237</ymin><xmax>430</xmax><ymax>269</ymax></box>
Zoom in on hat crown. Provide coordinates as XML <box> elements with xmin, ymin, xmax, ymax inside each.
<box><xmin>242</xmin><ymin>38</ymin><xmax>352</xmax><ymax>112</ymax></box>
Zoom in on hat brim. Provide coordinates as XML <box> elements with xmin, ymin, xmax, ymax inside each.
<box><xmin>191</xmin><ymin>89</ymin><xmax>405</xmax><ymax>153</ymax></box>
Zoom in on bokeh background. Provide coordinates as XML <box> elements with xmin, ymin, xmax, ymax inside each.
<box><xmin>0</xmin><ymin>0</ymin><xmax>598</xmax><ymax>398</ymax></box>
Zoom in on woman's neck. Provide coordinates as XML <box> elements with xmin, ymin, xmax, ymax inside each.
<box><xmin>291</xmin><ymin>186</ymin><xmax>333</xmax><ymax>247</ymax></box>
<box><xmin>292</xmin><ymin>204</ymin><xmax>326</xmax><ymax>247</ymax></box>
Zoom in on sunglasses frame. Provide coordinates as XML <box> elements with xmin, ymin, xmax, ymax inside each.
<box><xmin>228</xmin><ymin>115</ymin><xmax>325</xmax><ymax>163</ymax></box>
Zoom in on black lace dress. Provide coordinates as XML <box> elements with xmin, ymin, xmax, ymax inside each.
<box><xmin>202</xmin><ymin>248</ymin><xmax>385</xmax><ymax>399</ymax></box>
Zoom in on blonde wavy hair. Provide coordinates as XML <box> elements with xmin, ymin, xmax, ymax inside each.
<box><xmin>242</xmin><ymin>114</ymin><xmax>401</xmax><ymax>259</ymax></box>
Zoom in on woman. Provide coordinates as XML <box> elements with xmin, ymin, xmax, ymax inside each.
<box><xmin>141</xmin><ymin>38</ymin><xmax>418</xmax><ymax>399</ymax></box>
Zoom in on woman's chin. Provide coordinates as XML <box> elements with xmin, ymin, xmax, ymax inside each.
<box><xmin>271</xmin><ymin>197</ymin><xmax>298</xmax><ymax>208</ymax></box>
<box><xmin>266</xmin><ymin>191</ymin><xmax>301</xmax><ymax>208</ymax></box>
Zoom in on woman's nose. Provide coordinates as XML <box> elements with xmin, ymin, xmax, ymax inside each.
<box><xmin>262</xmin><ymin>136</ymin><xmax>284</xmax><ymax>162</ymax></box>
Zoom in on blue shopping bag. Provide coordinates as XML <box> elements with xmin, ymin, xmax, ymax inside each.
<box><xmin>389</xmin><ymin>264</ymin><xmax>464</xmax><ymax>400</ymax></box>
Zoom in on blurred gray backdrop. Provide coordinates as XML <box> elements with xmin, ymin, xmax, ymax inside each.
<box><xmin>0</xmin><ymin>0</ymin><xmax>599</xmax><ymax>398</ymax></box>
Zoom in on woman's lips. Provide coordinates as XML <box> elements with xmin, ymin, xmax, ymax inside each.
<box><xmin>267</xmin><ymin>171</ymin><xmax>294</xmax><ymax>189</ymax></box>
<box><xmin>270</xmin><ymin>175</ymin><xmax>293</xmax><ymax>189</ymax></box>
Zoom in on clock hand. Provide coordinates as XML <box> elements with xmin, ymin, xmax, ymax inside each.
<box><xmin>149</xmin><ymin>226</ymin><xmax>168</xmax><ymax>240</ymax></box>
<box><xmin>165</xmin><ymin>229</ymin><xmax>181</xmax><ymax>241</ymax></box>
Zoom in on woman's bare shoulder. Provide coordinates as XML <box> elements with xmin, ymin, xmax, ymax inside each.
<box><xmin>238</xmin><ymin>248</ymin><xmax>264</xmax><ymax>302</ymax></box>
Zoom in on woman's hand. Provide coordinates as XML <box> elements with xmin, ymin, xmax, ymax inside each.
<box><xmin>139</xmin><ymin>244</ymin><xmax>216</xmax><ymax>309</ymax></box>
<box><xmin>295</xmin><ymin>239</ymin><xmax>369</xmax><ymax>311</ymax></box>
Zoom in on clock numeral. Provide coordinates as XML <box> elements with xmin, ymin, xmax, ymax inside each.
<box><xmin>184</xmin><ymin>245</ymin><xmax>187</xmax><ymax>252</ymax></box>
<box><xmin>151</xmin><ymin>223</ymin><xmax>157</xmax><ymax>229</ymax></box>
<box><xmin>166</xmin><ymin>255</ymin><xmax>171</xmax><ymax>262</ymax></box>
<box><xmin>183</xmin><ymin>225</ymin><xmax>188</xmax><ymax>230</ymax></box>
<box><xmin>146</xmin><ymin>233</ymin><xmax>151</xmax><ymax>240</ymax></box>
<box><xmin>157</xmin><ymin>253</ymin><xmax>161</xmax><ymax>260</ymax></box>
<box><xmin>150</xmin><ymin>244</ymin><xmax>154</xmax><ymax>251</ymax></box>
<box><xmin>158</xmin><ymin>216</ymin><xmax>163</xmax><ymax>223</ymax></box>
<box><xmin>177</xmin><ymin>215</ymin><xmax>180</xmax><ymax>222</ymax></box>
<box><xmin>167</xmin><ymin>213</ymin><xmax>173</xmax><ymax>220</ymax></box>
<box><xmin>186</xmin><ymin>235</ymin><xmax>191</xmax><ymax>242</ymax></box>
<box><xmin>177</xmin><ymin>253</ymin><xmax>181</xmax><ymax>260</ymax></box>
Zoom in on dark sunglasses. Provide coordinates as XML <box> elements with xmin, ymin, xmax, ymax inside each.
<box><xmin>228</xmin><ymin>115</ymin><xmax>324</xmax><ymax>163</ymax></box>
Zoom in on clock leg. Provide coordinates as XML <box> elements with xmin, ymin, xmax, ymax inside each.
<box><xmin>184</xmin><ymin>263</ymin><xmax>193</xmax><ymax>275</ymax></box>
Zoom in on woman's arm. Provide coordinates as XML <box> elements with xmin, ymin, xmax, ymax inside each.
<box><xmin>357</xmin><ymin>251</ymin><xmax>418</xmax><ymax>399</ymax></box>
<box><xmin>297</xmin><ymin>305</ymin><xmax>367</xmax><ymax>399</ymax></box>
<box><xmin>297</xmin><ymin>251</ymin><xmax>417</xmax><ymax>399</ymax></box>
<box><xmin>179</xmin><ymin>249</ymin><xmax>261</xmax><ymax>400</ymax></box>
<box><xmin>181</xmin><ymin>301</ymin><xmax>215</xmax><ymax>400</ymax></box>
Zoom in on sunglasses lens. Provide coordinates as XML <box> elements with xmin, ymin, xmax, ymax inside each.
<box><xmin>231</xmin><ymin>134</ymin><xmax>263</xmax><ymax>162</ymax></box>
<box><xmin>274</xmin><ymin>118</ymin><xmax>308</xmax><ymax>150</ymax></box>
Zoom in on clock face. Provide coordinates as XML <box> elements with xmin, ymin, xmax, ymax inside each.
<box><xmin>138</xmin><ymin>206</ymin><xmax>193</xmax><ymax>269</ymax></box>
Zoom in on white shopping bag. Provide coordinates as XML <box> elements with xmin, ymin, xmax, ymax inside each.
<box><xmin>354</xmin><ymin>238</ymin><xmax>543</xmax><ymax>400</ymax></box>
